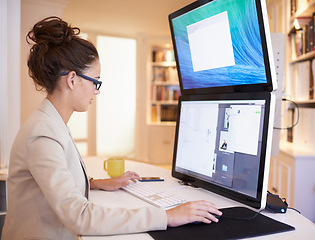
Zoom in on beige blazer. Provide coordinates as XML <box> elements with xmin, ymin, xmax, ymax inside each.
<box><xmin>2</xmin><ymin>99</ymin><xmax>167</xmax><ymax>240</ymax></box>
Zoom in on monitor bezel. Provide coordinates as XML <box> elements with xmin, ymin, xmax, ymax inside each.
<box><xmin>171</xmin><ymin>92</ymin><xmax>275</xmax><ymax>209</ymax></box>
<box><xmin>168</xmin><ymin>0</ymin><xmax>277</xmax><ymax>95</ymax></box>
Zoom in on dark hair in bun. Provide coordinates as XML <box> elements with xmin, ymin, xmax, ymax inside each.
<box><xmin>27</xmin><ymin>16</ymin><xmax>99</xmax><ymax>93</ymax></box>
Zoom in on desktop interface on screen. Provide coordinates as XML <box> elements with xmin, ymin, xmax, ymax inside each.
<box><xmin>169</xmin><ymin>0</ymin><xmax>273</xmax><ymax>92</ymax></box>
<box><xmin>174</xmin><ymin>99</ymin><xmax>267</xmax><ymax>199</ymax></box>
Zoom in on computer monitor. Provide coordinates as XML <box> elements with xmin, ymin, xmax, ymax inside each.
<box><xmin>169</xmin><ymin>0</ymin><xmax>277</xmax><ymax>95</ymax></box>
<box><xmin>172</xmin><ymin>92</ymin><xmax>275</xmax><ymax>209</ymax></box>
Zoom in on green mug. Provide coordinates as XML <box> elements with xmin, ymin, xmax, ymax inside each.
<box><xmin>104</xmin><ymin>157</ymin><xmax>125</xmax><ymax>177</ymax></box>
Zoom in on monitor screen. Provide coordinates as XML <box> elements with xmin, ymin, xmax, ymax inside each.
<box><xmin>169</xmin><ymin>0</ymin><xmax>277</xmax><ymax>94</ymax></box>
<box><xmin>172</xmin><ymin>92</ymin><xmax>275</xmax><ymax>209</ymax></box>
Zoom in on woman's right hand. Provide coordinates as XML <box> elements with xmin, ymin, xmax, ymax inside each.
<box><xmin>166</xmin><ymin>200</ymin><xmax>222</xmax><ymax>227</ymax></box>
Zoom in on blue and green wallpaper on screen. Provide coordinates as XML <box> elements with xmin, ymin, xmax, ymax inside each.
<box><xmin>172</xmin><ymin>0</ymin><xmax>267</xmax><ymax>89</ymax></box>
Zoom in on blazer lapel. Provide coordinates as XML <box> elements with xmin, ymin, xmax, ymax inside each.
<box><xmin>38</xmin><ymin>98</ymin><xmax>90</xmax><ymax>199</ymax></box>
<box><xmin>67</xmin><ymin>129</ymin><xmax>90</xmax><ymax>199</ymax></box>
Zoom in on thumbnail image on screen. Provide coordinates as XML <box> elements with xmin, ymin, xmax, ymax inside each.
<box><xmin>170</xmin><ymin>0</ymin><xmax>270</xmax><ymax>91</ymax></box>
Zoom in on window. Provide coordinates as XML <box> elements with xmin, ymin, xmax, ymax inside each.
<box><xmin>96</xmin><ymin>36</ymin><xmax>136</xmax><ymax>157</ymax></box>
<box><xmin>68</xmin><ymin>34</ymin><xmax>137</xmax><ymax>158</ymax></box>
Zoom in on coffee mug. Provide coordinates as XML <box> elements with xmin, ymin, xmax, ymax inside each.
<box><xmin>104</xmin><ymin>157</ymin><xmax>125</xmax><ymax>177</ymax></box>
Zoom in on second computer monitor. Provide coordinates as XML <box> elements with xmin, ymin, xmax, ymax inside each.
<box><xmin>172</xmin><ymin>92</ymin><xmax>275</xmax><ymax>209</ymax></box>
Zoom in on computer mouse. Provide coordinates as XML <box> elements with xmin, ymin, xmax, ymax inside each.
<box><xmin>191</xmin><ymin>214</ymin><xmax>222</xmax><ymax>224</ymax></box>
<box><xmin>212</xmin><ymin>214</ymin><xmax>222</xmax><ymax>220</ymax></box>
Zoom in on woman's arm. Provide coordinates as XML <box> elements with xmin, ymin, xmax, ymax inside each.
<box><xmin>89</xmin><ymin>171</ymin><xmax>141</xmax><ymax>191</ymax></box>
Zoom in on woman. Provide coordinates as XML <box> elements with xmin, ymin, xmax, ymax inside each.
<box><xmin>2</xmin><ymin>16</ymin><xmax>222</xmax><ymax>240</ymax></box>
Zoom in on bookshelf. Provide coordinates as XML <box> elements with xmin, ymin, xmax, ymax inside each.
<box><xmin>290</xmin><ymin>0</ymin><xmax>315</xmax><ymax>20</ymax></box>
<box><xmin>144</xmin><ymin>42</ymin><xmax>180</xmax><ymax>164</ymax></box>
<box><xmin>266</xmin><ymin>0</ymin><xmax>315</xmax><ymax>221</ymax></box>
<box><xmin>288</xmin><ymin>0</ymin><xmax>315</xmax><ymax>106</ymax></box>
<box><xmin>149</xmin><ymin>45</ymin><xmax>180</xmax><ymax>124</ymax></box>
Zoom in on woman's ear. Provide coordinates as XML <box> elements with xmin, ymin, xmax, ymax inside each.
<box><xmin>66</xmin><ymin>71</ymin><xmax>76</xmax><ymax>90</ymax></box>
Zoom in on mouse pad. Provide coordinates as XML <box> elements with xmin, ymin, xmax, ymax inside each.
<box><xmin>148</xmin><ymin>207</ymin><xmax>295</xmax><ymax>240</ymax></box>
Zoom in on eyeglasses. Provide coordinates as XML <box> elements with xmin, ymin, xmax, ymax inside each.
<box><xmin>61</xmin><ymin>72</ymin><xmax>102</xmax><ymax>90</ymax></box>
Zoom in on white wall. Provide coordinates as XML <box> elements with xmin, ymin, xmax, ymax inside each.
<box><xmin>0</xmin><ymin>0</ymin><xmax>21</xmax><ymax>168</ymax></box>
<box><xmin>20</xmin><ymin>0</ymin><xmax>70</xmax><ymax>123</ymax></box>
<box><xmin>0</xmin><ymin>0</ymin><xmax>70</xmax><ymax>168</ymax></box>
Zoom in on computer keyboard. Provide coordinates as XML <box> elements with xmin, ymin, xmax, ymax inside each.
<box><xmin>122</xmin><ymin>181</ymin><xmax>186</xmax><ymax>209</ymax></box>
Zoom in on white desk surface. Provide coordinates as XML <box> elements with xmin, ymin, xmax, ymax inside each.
<box><xmin>82</xmin><ymin>157</ymin><xmax>315</xmax><ymax>240</ymax></box>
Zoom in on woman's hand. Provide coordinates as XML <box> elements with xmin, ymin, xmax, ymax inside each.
<box><xmin>90</xmin><ymin>171</ymin><xmax>141</xmax><ymax>191</ymax></box>
<box><xmin>166</xmin><ymin>200</ymin><xmax>222</xmax><ymax>227</ymax></box>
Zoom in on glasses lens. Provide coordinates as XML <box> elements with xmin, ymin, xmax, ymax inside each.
<box><xmin>96</xmin><ymin>82</ymin><xmax>102</xmax><ymax>90</ymax></box>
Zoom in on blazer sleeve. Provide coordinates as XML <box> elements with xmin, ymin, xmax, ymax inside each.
<box><xmin>26</xmin><ymin>125</ymin><xmax>167</xmax><ymax>236</ymax></box>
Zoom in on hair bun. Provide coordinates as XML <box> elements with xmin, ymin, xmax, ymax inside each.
<box><xmin>27</xmin><ymin>16</ymin><xmax>80</xmax><ymax>46</ymax></box>
<box><xmin>27</xmin><ymin>16</ymin><xmax>98</xmax><ymax>94</ymax></box>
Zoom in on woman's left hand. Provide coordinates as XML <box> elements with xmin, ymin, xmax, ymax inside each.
<box><xmin>90</xmin><ymin>171</ymin><xmax>141</xmax><ymax>191</ymax></box>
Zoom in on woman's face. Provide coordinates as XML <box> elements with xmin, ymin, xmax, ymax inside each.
<box><xmin>73</xmin><ymin>59</ymin><xmax>101</xmax><ymax>112</ymax></box>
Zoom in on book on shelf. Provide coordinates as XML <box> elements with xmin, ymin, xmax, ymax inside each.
<box><xmin>293</xmin><ymin>28</ymin><xmax>303</xmax><ymax>58</ymax></box>
<box><xmin>160</xmin><ymin>105</ymin><xmax>177</xmax><ymax>122</ymax></box>
<box><xmin>151</xmin><ymin>105</ymin><xmax>178</xmax><ymax>123</ymax></box>
<box><xmin>156</xmin><ymin>86</ymin><xmax>165</xmax><ymax>101</ymax></box>
<box><xmin>305</xmin><ymin>23</ymin><xmax>310</xmax><ymax>53</ymax></box>
<box><xmin>309</xmin><ymin>16</ymin><xmax>314</xmax><ymax>52</ymax></box>
<box><xmin>151</xmin><ymin>105</ymin><xmax>157</xmax><ymax>123</ymax></box>
<box><xmin>291</xmin><ymin>0</ymin><xmax>297</xmax><ymax>16</ymax></box>
<box><xmin>286</xmin><ymin>108</ymin><xmax>294</xmax><ymax>143</ymax></box>
<box><xmin>151</xmin><ymin>84</ymin><xmax>156</xmax><ymax>102</ymax></box>
<box><xmin>153</xmin><ymin>67</ymin><xmax>165</xmax><ymax>82</ymax></box>
<box><xmin>174</xmin><ymin>90</ymin><xmax>180</xmax><ymax>101</ymax></box>
<box><xmin>152</xmin><ymin>66</ymin><xmax>178</xmax><ymax>82</ymax></box>
<box><xmin>167</xmin><ymin>67</ymin><xmax>178</xmax><ymax>83</ymax></box>
<box><xmin>155</xmin><ymin>85</ymin><xmax>180</xmax><ymax>101</ymax></box>
<box><xmin>311</xmin><ymin>58</ymin><xmax>315</xmax><ymax>99</ymax></box>
<box><xmin>290</xmin><ymin>16</ymin><xmax>314</xmax><ymax>59</ymax></box>
<box><xmin>152</xmin><ymin>49</ymin><xmax>175</xmax><ymax>62</ymax></box>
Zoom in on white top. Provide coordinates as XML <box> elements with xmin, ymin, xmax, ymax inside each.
<box><xmin>83</xmin><ymin>157</ymin><xmax>315</xmax><ymax>240</ymax></box>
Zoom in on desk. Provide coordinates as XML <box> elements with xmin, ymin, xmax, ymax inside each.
<box><xmin>83</xmin><ymin>157</ymin><xmax>315</xmax><ymax>240</ymax></box>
